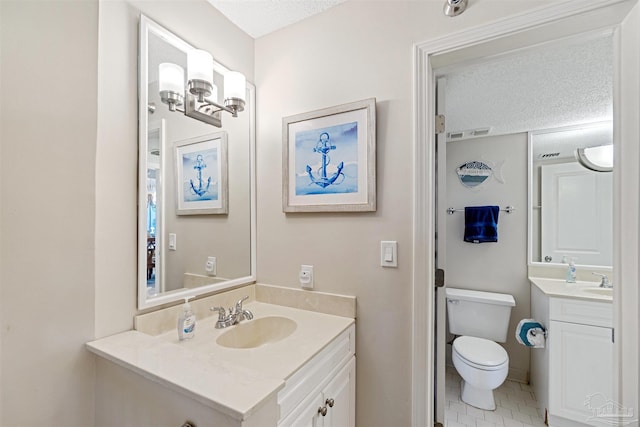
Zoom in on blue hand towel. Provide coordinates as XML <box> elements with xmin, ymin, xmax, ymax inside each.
<box><xmin>464</xmin><ymin>205</ymin><xmax>499</xmax><ymax>243</ymax></box>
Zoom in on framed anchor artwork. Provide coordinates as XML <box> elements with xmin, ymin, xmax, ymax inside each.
<box><xmin>174</xmin><ymin>132</ymin><xmax>228</xmax><ymax>215</ymax></box>
<box><xmin>283</xmin><ymin>98</ymin><xmax>376</xmax><ymax>212</ymax></box>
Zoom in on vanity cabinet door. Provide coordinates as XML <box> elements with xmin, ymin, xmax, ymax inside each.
<box><xmin>548</xmin><ymin>320</ymin><xmax>614</xmax><ymax>424</ymax></box>
<box><xmin>280</xmin><ymin>357</ymin><xmax>355</xmax><ymax>427</ymax></box>
<box><xmin>322</xmin><ymin>357</ymin><xmax>355</xmax><ymax>427</ymax></box>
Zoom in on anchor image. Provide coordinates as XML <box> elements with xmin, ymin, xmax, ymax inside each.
<box><xmin>306</xmin><ymin>132</ymin><xmax>345</xmax><ymax>188</ymax></box>
<box><xmin>190</xmin><ymin>154</ymin><xmax>211</xmax><ymax>197</ymax></box>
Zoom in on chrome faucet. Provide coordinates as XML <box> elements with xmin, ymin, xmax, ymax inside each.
<box><xmin>592</xmin><ymin>272</ymin><xmax>613</xmax><ymax>288</ymax></box>
<box><xmin>210</xmin><ymin>296</ymin><xmax>253</xmax><ymax>329</ymax></box>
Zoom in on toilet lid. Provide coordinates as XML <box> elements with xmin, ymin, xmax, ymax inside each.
<box><xmin>453</xmin><ymin>336</ymin><xmax>508</xmax><ymax>367</ymax></box>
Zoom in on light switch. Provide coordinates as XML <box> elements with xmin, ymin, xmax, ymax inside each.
<box><xmin>380</xmin><ymin>241</ymin><xmax>398</xmax><ymax>267</ymax></box>
<box><xmin>168</xmin><ymin>233</ymin><xmax>177</xmax><ymax>251</ymax></box>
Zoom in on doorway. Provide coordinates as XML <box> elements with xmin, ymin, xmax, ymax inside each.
<box><xmin>411</xmin><ymin>1</ymin><xmax>640</xmax><ymax>426</ymax></box>
<box><xmin>434</xmin><ymin>31</ymin><xmax>614</xmax><ymax>426</ymax></box>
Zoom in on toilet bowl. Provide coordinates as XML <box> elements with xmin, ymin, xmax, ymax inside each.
<box><xmin>452</xmin><ymin>335</ymin><xmax>509</xmax><ymax>410</ymax></box>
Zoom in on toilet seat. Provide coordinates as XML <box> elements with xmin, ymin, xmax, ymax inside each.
<box><xmin>453</xmin><ymin>336</ymin><xmax>508</xmax><ymax>370</ymax></box>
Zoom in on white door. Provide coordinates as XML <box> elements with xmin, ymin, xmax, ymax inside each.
<box><xmin>541</xmin><ymin>162</ymin><xmax>613</xmax><ymax>266</ymax></box>
<box><xmin>434</xmin><ymin>77</ymin><xmax>447</xmax><ymax>425</ymax></box>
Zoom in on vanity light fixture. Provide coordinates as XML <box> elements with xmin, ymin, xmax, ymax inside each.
<box><xmin>158</xmin><ymin>49</ymin><xmax>246</xmax><ymax>127</ymax></box>
<box><xmin>575</xmin><ymin>144</ymin><xmax>613</xmax><ymax>172</ymax></box>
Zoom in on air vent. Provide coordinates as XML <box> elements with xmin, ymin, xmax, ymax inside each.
<box><xmin>448</xmin><ymin>132</ymin><xmax>464</xmax><ymax>139</ymax></box>
<box><xmin>471</xmin><ymin>128</ymin><xmax>491</xmax><ymax>136</ymax></box>
<box><xmin>539</xmin><ymin>152</ymin><xmax>560</xmax><ymax>159</ymax></box>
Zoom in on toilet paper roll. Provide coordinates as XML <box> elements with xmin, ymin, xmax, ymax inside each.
<box><xmin>516</xmin><ymin>318</ymin><xmax>546</xmax><ymax>348</ymax></box>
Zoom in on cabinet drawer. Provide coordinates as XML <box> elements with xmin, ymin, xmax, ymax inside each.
<box><xmin>278</xmin><ymin>324</ymin><xmax>355</xmax><ymax>421</ymax></box>
<box><xmin>549</xmin><ymin>298</ymin><xmax>612</xmax><ymax>327</ymax></box>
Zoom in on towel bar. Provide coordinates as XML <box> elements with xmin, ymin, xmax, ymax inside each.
<box><xmin>447</xmin><ymin>205</ymin><xmax>515</xmax><ymax>215</ymax></box>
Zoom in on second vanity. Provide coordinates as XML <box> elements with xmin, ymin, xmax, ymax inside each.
<box><xmin>87</xmin><ymin>284</ymin><xmax>356</xmax><ymax>427</ymax></box>
<box><xmin>529</xmin><ymin>277</ymin><xmax>614</xmax><ymax>427</ymax></box>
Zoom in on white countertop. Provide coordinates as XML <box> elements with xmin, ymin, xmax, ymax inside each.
<box><xmin>529</xmin><ymin>277</ymin><xmax>613</xmax><ymax>302</ymax></box>
<box><xmin>86</xmin><ymin>302</ymin><xmax>355</xmax><ymax>421</ymax></box>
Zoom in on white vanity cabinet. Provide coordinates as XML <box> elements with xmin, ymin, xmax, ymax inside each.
<box><xmin>548</xmin><ymin>298</ymin><xmax>614</xmax><ymax>425</ymax></box>
<box><xmin>530</xmin><ymin>279</ymin><xmax>614</xmax><ymax>427</ymax></box>
<box><xmin>278</xmin><ymin>325</ymin><xmax>356</xmax><ymax>427</ymax></box>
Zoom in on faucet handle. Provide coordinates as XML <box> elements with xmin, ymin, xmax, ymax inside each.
<box><xmin>235</xmin><ymin>296</ymin><xmax>249</xmax><ymax>312</ymax></box>
<box><xmin>592</xmin><ymin>272</ymin><xmax>611</xmax><ymax>287</ymax></box>
<box><xmin>210</xmin><ymin>306</ymin><xmax>226</xmax><ymax>320</ymax></box>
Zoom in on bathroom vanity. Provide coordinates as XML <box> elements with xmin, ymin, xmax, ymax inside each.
<box><xmin>530</xmin><ymin>278</ymin><xmax>613</xmax><ymax>427</ymax></box>
<box><xmin>87</xmin><ymin>285</ymin><xmax>356</xmax><ymax>427</ymax></box>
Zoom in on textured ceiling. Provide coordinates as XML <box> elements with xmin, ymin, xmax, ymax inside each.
<box><xmin>440</xmin><ymin>33</ymin><xmax>614</xmax><ymax>141</ymax></box>
<box><xmin>207</xmin><ymin>0</ymin><xmax>346</xmax><ymax>38</ymax></box>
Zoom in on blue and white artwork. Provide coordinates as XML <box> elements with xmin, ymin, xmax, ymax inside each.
<box><xmin>181</xmin><ymin>147</ymin><xmax>218</xmax><ymax>202</ymax></box>
<box><xmin>295</xmin><ymin>122</ymin><xmax>359</xmax><ymax>196</ymax></box>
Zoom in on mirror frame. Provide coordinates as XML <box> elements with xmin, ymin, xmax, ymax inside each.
<box><xmin>527</xmin><ymin>122</ymin><xmax>613</xmax><ymax>270</ymax></box>
<box><xmin>137</xmin><ymin>15</ymin><xmax>256</xmax><ymax>310</ymax></box>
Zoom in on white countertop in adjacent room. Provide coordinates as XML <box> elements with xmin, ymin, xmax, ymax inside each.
<box><xmin>529</xmin><ymin>277</ymin><xmax>613</xmax><ymax>302</ymax></box>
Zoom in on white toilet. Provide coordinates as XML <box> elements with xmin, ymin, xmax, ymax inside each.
<box><xmin>445</xmin><ymin>287</ymin><xmax>516</xmax><ymax>410</ymax></box>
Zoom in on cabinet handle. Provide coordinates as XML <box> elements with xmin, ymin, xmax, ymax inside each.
<box><xmin>318</xmin><ymin>406</ymin><xmax>328</xmax><ymax>416</ymax></box>
<box><xmin>326</xmin><ymin>398</ymin><xmax>335</xmax><ymax>408</ymax></box>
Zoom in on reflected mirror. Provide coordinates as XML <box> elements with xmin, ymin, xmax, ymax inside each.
<box><xmin>529</xmin><ymin>122</ymin><xmax>613</xmax><ymax>268</ymax></box>
<box><xmin>138</xmin><ymin>15</ymin><xmax>256</xmax><ymax>309</ymax></box>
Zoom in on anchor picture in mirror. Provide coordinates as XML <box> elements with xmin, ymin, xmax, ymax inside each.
<box><xmin>175</xmin><ymin>132</ymin><xmax>228</xmax><ymax>215</ymax></box>
<box><xmin>283</xmin><ymin>98</ymin><xmax>376</xmax><ymax>212</ymax></box>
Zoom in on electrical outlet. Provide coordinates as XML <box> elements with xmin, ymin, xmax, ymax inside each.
<box><xmin>299</xmin><ymin>265</ymin><xmax>314</xmax><ymax>289</ymax></box>
<box><xmin>205</xmin><ymin>256</ymin><xmax>216</xmax><ymax>275</ymax></box>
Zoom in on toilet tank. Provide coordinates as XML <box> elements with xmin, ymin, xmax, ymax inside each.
<box><xmin>446</xmin><ymin>287</ymin><xmax>516</xmax><ymax>343</ymax></box>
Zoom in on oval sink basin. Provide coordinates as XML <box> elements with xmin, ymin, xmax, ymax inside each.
<box><xmin>216</xmin><ymin>316</ymin><xmax>297</xmax><ymax>349</ymax></box>
<box><xmin>583</xmin><ymin>287</ymin><xmax>613</xmax><ymax>296</ymax></box>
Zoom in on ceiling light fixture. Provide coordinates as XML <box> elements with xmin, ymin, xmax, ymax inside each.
<box><xmin>158</xmin><ymin>49</ymin><xmax>245</xmax><ymax>127</ymax></box>
<box><xmin>443</xmin><ymin>0</ymin><xmax>468</xmax><ymax>17</ymax></box>
<box><xmin>576</xmin><ymin>144</ymin><xmax>613</xmax><ymax>172</ymax></box>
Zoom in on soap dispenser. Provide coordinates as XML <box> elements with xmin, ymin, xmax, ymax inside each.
<box><xmin>177</xmin><ymin>296</ymin><xmax>196</xmax><ymax>340</ymax></box>
<box><xmin>566</xmin><ymin>258</ymin><xmax>577</xmax><ymax>283</ymax></box>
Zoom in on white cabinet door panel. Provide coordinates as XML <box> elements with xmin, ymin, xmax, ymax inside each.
<box><xmin>549</xmin><ymin>320</ymin><xmax>614</xmax><ymax>424</ymax></box>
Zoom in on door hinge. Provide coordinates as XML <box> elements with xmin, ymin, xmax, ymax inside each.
<box><xmin>435</xmin><ymin>268</ymin><xmax>445</xmax><ymax>288</ymax></box>
<box><xmin>435</xmin><ymin>115</ymin><xmax>446</xmax><ymax>134</ymax></box>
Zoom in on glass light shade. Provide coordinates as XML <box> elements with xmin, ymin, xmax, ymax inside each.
<box><xmin>158</xmin><ymin>63</ymin><xmax>184</xmax><ymax>94</ymax></box>
<box><xmin>224</xmin><ymin>71</ymin><xmax>246</xmax><ymax>101</ymax></box>
<box><xmin>576</xmin><ymin>144</ymin><xmax>613</xmax><ymax>172</ymax></box>
<box><xmin>187</xmin><ymin>49</ymin><xmax>213</xmax><ymax>83</ymax></box>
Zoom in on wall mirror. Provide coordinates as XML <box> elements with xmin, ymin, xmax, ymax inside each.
<box><xmin>138</xmin><ymin>15</ymin><xmax>256</xmax><ymax>309</ymax></box>
<box><xmin>528</xmin><ymin>122</ymin><xmax>613</xmax><ymax>268</ymax></box>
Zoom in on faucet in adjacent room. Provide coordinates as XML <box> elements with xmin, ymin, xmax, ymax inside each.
<box><xmin>592</xmin><ymin>272</ymin><xmax>613</xmax><ymax>288</ymax></box>
<box><xmin>211</xmin><ymin>296</ymin><xmax>254</xmax><ymax>329</ymax></box>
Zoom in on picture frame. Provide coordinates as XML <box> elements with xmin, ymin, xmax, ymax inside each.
<box><xmin>174</xmin><ymin>132</ymin><xmax>228</xmax><ymax>215</ymax></box>
<box><xmin>283</xmin><ymin>98</ymin><xmax>376</xmax><ymax>212</ymax></box>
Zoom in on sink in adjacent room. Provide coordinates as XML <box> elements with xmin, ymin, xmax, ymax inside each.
<box><xmin>216</xmin><ymin>316</ymin><xmax>298</xmax><ymax>349</ymax></box>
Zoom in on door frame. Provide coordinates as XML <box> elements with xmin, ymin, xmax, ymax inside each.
<box><xmin>412</xmin><ymin>1</ymin><xmax>640</xmax><ymax>425</ymax></box>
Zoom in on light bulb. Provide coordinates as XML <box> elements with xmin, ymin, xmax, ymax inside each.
<box><xmin>224</xmin><ymin>71</ymin><xmax>246</xmax><ymax>102</ymax></box>
<box><xmin>187</xmin><ymin>49</ymin><xmax>213</xmax><ymax>84</ymax></box>
<box><xmin>158</xmin><ymin>63</ymin><xmax>184</xmax><ymax>94</ymax></box>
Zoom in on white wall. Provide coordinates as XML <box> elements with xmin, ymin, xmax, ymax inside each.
<box><xmin>445</xmin><ymin>133</ymin><xmax>530</xmax><ymax>382</ymax></box>
<box><xmin>254</xmin><ymin>2</ymin><xmax>555</xmax><ymax>425</ymax></box>
<box><xmin>0</xmin><ymin>1</ymin><xmax>98</xmax><ymax>425</ymax></box>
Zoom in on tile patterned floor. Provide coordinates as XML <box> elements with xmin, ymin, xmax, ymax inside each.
<box><xmin>444</xmin><ymin>366</ymin><xmax>546</xmax><ymax>427</ymax></box>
